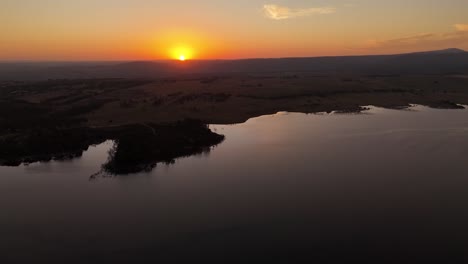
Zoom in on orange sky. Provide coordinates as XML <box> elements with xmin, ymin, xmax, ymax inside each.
<box><xmin>1</xmin><ymin>0</ymin><xmax>468</xmax><ymax>61</ymax></box>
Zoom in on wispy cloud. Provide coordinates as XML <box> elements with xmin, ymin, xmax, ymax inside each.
<box><xmin>263</xmin><ymin>4</ymin><xmax>336</xmax><ymax>20</ymax></box>
<box><xmin>455</xmin><ymin>24</ymin><xmax>468</xmax><ymax>32</ymax></box>
<box><xmin>360</xmin><ymin>24</ymin><xmax>468</xmax><ymax>52</ymax></box>
<box><xmin>366</xmin><ymin>33</ymin><xmax>436</xmax><ymax>48</ymax></box>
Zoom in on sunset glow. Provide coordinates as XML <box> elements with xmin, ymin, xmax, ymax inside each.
<box><xmin>169</xmin><ymin>45</ymin><xmax>193</xmax><ymax>61</ymax></box>
<box><xmin>1</xmin><ymin>1</ymin><xmax>467</xmax><ymax>60</ymax></box>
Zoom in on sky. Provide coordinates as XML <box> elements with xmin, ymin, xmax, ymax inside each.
<box><xmin>1</xmin><ymin>0</ymin><xmax>468</xmax><ymax>60</ymax></box>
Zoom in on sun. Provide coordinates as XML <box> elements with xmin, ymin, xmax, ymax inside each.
<box><xmin>169</xmin><ymin>45</ymin><xmax>193</xmax><ymax>61</ymax></box>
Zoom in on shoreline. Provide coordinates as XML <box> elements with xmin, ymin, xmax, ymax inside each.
<box><xmin>2</xmin><ymin>75</ymin><xmax>468</xmax><ymax>173</ymax></box>
<box><xmin>1</xmin><ymin>104</ymin><xmax>466</xmax><ymax>174</ymax></box>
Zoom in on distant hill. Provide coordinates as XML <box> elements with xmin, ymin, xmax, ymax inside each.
<box><xmin>1</xmin><ymin>48</ymin><xmax>467</xmax><ymax>80</ymax></box>
<box><xmin>401</xmin><ymin>48</ymin><xmax>467</xmax><ymax>55</ymax></box>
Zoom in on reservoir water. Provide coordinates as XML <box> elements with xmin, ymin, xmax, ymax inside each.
<box><xmin>1</xmin><ymin>106</ymin><xmax>468</xmax><ymax>263</ymax></box>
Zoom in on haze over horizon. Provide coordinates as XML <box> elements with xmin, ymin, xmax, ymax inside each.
<box><xmin>2</xmin><ymin>0</ymin><xmax>468</xmax><ymax>61</ymax></box>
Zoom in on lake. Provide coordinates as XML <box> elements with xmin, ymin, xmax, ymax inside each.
<box><xmin>1</xmin><ymin>106</ymin><xmax>468</xmax><ymax>263</ymax></box>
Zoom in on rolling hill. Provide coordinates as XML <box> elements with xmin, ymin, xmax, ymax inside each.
<box><xmin>1</xmin><ymin>48</ymin><xmax>467</xmax><ymax>80</ymax></box>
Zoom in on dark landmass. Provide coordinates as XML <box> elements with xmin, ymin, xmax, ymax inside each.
<box><xmin>103</xmin><ymin>120</ymin><xmax>224</xmax><ymax>175</ymax></box>
<box><xmin>0</xmin><ymin>126</ymin><xmax>107</xmax><ymax>166</ymax></box>
<box><xmin>1</xmin><ymin>48</ymin><xmax>467</xmax><ymax>81</ymax></box>
<box><xmin>1</xmin><ymin>49</ymin><xmax>468</xmax><ymax>173</ymax></box>
<box><xmin>0</xmin><ymin>120</ymin><xmax>224</xmax><ymax>175</ymax></box>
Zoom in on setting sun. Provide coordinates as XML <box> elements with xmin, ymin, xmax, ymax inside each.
<box><xmin>168</xmin><ymin>44</ymin><xmax>194</xmax><ymax>60</ymax></box>
<box><xmin>152</xmin><ymin>28</ymin><xmax>224</xmax><ymax>60</ymax></box>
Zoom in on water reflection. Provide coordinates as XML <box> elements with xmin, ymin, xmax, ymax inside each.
<box><xmin>1</xmin><ymin>106</ymin><xmax>468</xmax><ymax>263</ymax></box>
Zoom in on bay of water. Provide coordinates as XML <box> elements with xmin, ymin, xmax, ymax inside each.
<box><xmin>1</xmin><ymin>106</ymin><xmax>468</xmax><ymax>263</ymax></box>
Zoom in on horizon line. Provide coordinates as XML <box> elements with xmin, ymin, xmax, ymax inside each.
<box><xmin>0</xmin><ymin>48</ymin><xmax>465</xmax><ymax>63</ymax></box>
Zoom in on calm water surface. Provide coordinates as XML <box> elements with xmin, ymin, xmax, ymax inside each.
<box><xmin>1</xmin><ymin>106</ymin><xmax>468</xmax><ymax>263</ymax></box>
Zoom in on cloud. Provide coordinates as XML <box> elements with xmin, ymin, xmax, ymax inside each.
<box><xmin>367</xmin><ymin>33</ymin><xmax>436</xmax><ymax>47</ymax></box>
<box><xmin>361</xmin><ymin>25</ymin><xmax>468</xmax><ymax>52</ymax></box>
<box><xmin>455</xmin><ymin>24</ymin><xmax>468</xmax><ymax>32</ymax></box>
<box><xmin>263</xmin><ymin>4</ymin><xmax>336</xmax><ymax>20</ymax></box>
